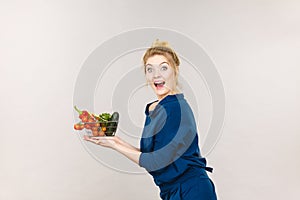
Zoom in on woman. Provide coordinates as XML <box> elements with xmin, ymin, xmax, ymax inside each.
<box><xmin>84</xmin><ymin>40</ymin><xmax>217</xmax><ymax>200</ymax></box>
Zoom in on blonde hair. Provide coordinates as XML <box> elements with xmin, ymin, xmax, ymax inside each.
<box><xmin>143</xmin><ymin>40</ymin><xmax>180</xmax><ymax>76</ymax></box>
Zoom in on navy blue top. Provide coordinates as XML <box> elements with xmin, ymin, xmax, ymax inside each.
<box><xmin>139</xmin><ymin>94</ymin><xmax>212</xmax><ymax>187</ymax></box>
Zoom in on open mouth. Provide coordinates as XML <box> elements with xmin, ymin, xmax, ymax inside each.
<box><xmin>154</xmin><ymin>81</ymin><xmax>165</xmax><ymax>88</ymax></box>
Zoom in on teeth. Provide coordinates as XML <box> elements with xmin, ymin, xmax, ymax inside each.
<box><xmin>154</xmin><ymin>81</ymin><xmax>165</xmax><ymax>87</ymax></box>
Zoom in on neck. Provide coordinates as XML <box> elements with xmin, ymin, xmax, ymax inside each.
<box><xmin>157</xmin><ymin>90</ymin><xmax>179</xmax><ymax>101</ymax></box>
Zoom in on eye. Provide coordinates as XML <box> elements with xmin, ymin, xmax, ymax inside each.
<box><xmin>146</xmin><ymin>67</ymin><xmax>153</xmax><ymax>73</ymax></box>
<box><xmin>160</xmin><ymin>64</ymin><xmax>168</xmax><ymax>71</ymax></box>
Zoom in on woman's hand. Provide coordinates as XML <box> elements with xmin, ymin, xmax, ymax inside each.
<box><xmin>83</xmin><ymin>135</ymin><xmax>121</xmax><ymax>149</ymax></box>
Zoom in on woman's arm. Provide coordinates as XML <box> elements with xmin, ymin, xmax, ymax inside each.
<box><xmin>118</xmin><ymin>139</ymin><xmax>140</xmax><ymax>151</ymax></box>
<box><xmin>84</xmin><ymin>135</ymin><xmax>141</xmax><ymax>165</ymax></box>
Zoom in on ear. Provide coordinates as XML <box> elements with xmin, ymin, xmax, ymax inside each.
<box><xmin>175</xmin><ymin>66</ymin><xmax>179</xmax><ymax>77</ymax></box>
<box><xmin>174</xmin><ymin>66</ymin><xmax>179</xmax><ymax>85</ymax></box>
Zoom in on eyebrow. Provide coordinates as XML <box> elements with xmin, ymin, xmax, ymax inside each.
<box><xmin>145</xmin><ymin>62</ymin><xmax>169</xmax><ymax>67</ymax></box>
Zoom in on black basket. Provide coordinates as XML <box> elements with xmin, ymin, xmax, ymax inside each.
<box><xmin>83</xmin><ymin>120</ymin><xmax>119</xmax><ymax>136</ymax></box>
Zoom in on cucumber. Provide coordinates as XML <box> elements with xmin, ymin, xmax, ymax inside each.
<box><xmin>109</xmin><ymin>112</ymin><xmax>119</xmax><ymax>134</ymax></box>
<box><xmin>111</xmin><ymin>112</ymin><xmax>119</xmax><ymax>122</ymax></box>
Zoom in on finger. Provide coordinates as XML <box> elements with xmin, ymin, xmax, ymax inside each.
<box><xmin>84</xmin><ymin>136</ymin><xmax>95</xmax><ymax>142</ymax></box>
<box><xmin>83</xmin><ymin>135</ymin><xmax>91</xmax><ymax>140</ymax></box>
<box><xmin>84</xmin><ymin>136</ymin><xmax>99</xmax><ymax>143</ymax></box>
<box><xmin>90</xmin><ymin>136</ymin><xmax>105</xmax><ymax>139</ymax></box>
<box><xmin>91</xmin><ymin>136</ymin><xmax>115</xmax><ymax>141</ymax></box>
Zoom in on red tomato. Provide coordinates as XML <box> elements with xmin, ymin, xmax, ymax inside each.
<box><xmin>92</xmin><ymin>130</ymin><xmax>99</xmax><ymax>136</ymax></box>
<box><xmin>82</xmin><ymin>116</ymin><xmax>88</xmax><ymax>122</ymax></box>
<box><xmin>88</xmin><ymin>118</ymin><xmax>95</xmax><ymax>123</ymax></box>
<box><xmin>82</xmin><ymin>111</ymin><xmax>89</xmax><ymax>116</ymax></box>
<box><xmin>74</xmin><ymin>123</ymin><xmax>83</xmax><ymax>130</ymax></box>
<box><xmin>84</xmin><ymin>124</ymin><xmax>91</xmax><ymax>129</ymax></box>
<box><xmin>98</xmin><ymin>130</ymin><xmax>105</xmax><ymax>136</ymax></box>
<box><xmin>80</xmin><ymin>124</ymin><xmax>85</xmax><ymax>130</ymax></box>
<box><xmin>91</xmin><ymin>127</ymin><xmax>98</xmax><ymax>131</ymax></box>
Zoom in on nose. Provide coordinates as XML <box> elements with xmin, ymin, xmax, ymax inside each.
<box><xmin>153</xmin><ymin>68</ymin><xmax>161</xmax><ymax>78</ymax></box>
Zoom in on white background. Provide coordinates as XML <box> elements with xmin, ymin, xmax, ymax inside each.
<box><xmin>1</xmin><ymin>0</ymin><xmax>299</xmax><ymax>199</ymax></box>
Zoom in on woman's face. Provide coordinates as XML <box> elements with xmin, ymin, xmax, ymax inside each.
<box><xmin>145</xmin><ymin>55</ymin><xmax>177</xmax><ymax>100</ymax></box>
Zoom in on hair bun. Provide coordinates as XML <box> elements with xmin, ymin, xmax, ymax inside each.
<box><xmin>151</xmin><ymin>39</ymin><xmax>172</xmax><ymax>49</ymax></box>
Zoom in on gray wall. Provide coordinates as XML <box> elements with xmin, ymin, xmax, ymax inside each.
<box><xmin>1</xmin><ymin>0</ymin><xmax>299</xmax><ymax>199</ymax></box>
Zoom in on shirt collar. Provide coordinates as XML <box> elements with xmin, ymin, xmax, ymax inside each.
<box><xmin>145</xmin><ymin>93</ymin><xmax>184</xmax><ymax>116</ymax></box>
